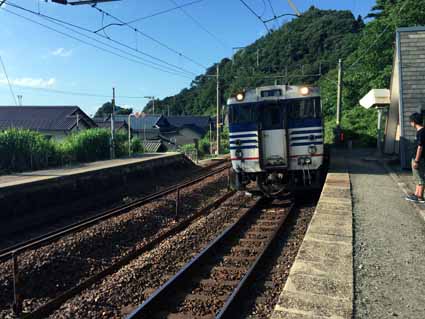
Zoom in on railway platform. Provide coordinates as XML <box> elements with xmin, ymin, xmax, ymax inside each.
<box><xmin>0</xmin><ymin>153</ymin><xmax>177</xmax><ymax>189</ymax></box>
<box><xmin>271</xmin><ymin>148</ymin><xmax>425</xmax><ymax>319</ymax></box>
<box><xmin>0</xmin><ymin>153</ymin><xmax>200</xmax><ymax>238</ymax></box>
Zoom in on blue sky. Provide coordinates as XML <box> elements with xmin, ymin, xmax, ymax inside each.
<box><xmin>0</xmin><ymin>0</ymin><xmax>376</xmax><ymax>115</ymax></box>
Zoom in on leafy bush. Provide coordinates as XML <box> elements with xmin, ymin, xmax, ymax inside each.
<box><xmin>130</xmin><ymin>138</ymin><xmax>144</xmax><ymax>154</ymax></box>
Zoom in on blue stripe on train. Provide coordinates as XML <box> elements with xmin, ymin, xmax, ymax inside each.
<box><xmin>291</xmin><ymin>141</ymin><xmax>323</xmax><ymax>147</ymax></box>
<box><xmin>229</xmin><ymin>134</ymin><xmax>258</xmax><ymax>139</ymax></box>
<box><xmin>291</xmin><ymin>135</ymin><xmax>323</xmax><ymax>141</ymax></box>
<box><xmin>287</xmin><ymin>118</ymin><xmax>322</xmax><ymax>129</ymax></box>
<box><xmin>229</xmin><ymin>123</ymin><xmax>257</xmax><ymax>133</ymax></box>
<box><xmin>229</xmin><ymin>145</ymin><xmax>259</xmax><ymax>150</ymax></box>
<box><xmin>290</xmin><ymin>129</ymin><xmax>323</xmax><ymax>135</ymax></box>
<box><xmin>229</xmin><ymin>139</ymin><xmax>258</xmax><ymax>145</ymax></box>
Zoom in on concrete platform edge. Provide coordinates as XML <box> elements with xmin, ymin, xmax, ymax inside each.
<box><xmin>271</xmin><ymin>169</ymin><xmax>353</xmax><ymax>319</ymax></box>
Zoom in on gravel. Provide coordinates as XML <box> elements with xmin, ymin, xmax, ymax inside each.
<box><xmin>349</xmin><ymin>155</ymin><xmax>425</xmax><ymax>319</ymax></box>
<box><xmin>0</xmin><ymin>169</ymin><xmax>229</xmax><ymax>318</ymax></box>
<box><xmin>49</xmin><ymin>192</ymin><xmax>257</xmax><ymax>319</ymax></box>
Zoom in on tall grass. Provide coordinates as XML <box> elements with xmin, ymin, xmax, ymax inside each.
<box><xmin>0</xmin><ymin>128</ymin><xmax>135</xmax><ymax>172</ymax></box>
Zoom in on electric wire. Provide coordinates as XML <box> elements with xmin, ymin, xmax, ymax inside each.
<box><xmin>0</xmin><ymin>54</ymin><xmax>18</xmax><ymax>106</ymax></box>
<box><xmin>346</xmin><ymin>0</ymin><xmax>410</xmax><ymax>70</ymax></box>
<box><xmin>3</xmin><ymin>2</ymin><xmax>197</xmax><ymax>77</ymax></box>
<box><xmin>168</xmin><ymin>0</ymin><xmax>229</xmax><ymax>48</ymax></box>
<box><xmin>92</xmin><ymin>4</ymin><xmax>208</xmax><ymax>68</ymax></box>
<box><xmin>238</xmin><ymin>0</ymin><xmax>270</xmax><ymax>32</ymax></box>
<box><xmin>1</xmin><ymin>84</ymin><xmax>146</xmax><ymax>99</ymax></box>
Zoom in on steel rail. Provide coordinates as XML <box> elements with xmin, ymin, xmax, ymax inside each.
<box><xmin>0</xmin><ymin>162</ymin><xmax>230</xmax><ymax>262</ymax></box>
<box><xmin>127</xmin><ymin>198</ymin><xmax>294</xmax><ymax>319</ymax></box>
<box><xmin>22</xmin><ymin>189</ymin><xmax>236</xmax><ymax>319</ymax></box>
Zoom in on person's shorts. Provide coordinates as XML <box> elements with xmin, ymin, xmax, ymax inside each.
<box><xmin>412</xmin><ymin>158</ymin><xmax>425</xmax><ymax>185</ymax></box>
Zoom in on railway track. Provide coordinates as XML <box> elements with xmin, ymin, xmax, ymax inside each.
<box><xmin>0</xmin><ymin>162</ymin><xmax>230</xmax><ymax>262</ymax></box>
<box><xmin>0</xmin><ymin>161</ymin><xmax>231</xmax><ymax>318</ymax></box>
<box><xmin>127</xmin><ymin>196</ymin><xmax>294</xmax><ymax>319</ymax></box>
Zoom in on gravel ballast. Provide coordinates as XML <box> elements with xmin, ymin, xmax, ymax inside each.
<box><xmin>0</xmin><ymin>170</ymin><xmax>229</xmax><ymax>318</ymax></box>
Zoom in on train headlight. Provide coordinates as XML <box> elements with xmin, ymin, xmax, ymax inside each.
<box><xmin>298</xmin><ymin>157</ymin><xmax>305</xmax><ymax>165</ymax></box>
<box><xmin>305</xmin><ymin>157</ymin><xmax>312</xmax><ymax>165</ymax></box>
<box><xmin>235</xmin><ymin>92</ymin><xmax>245</xmax><ymax>101</ymax></box>
<box><xmin>235</xmin><ymin>139</ymin><xmax>242</xmax><ymax>146</ymax></box>
<box><xmin>235</xmin><ymin>149</ymin><xmax>243</xmax><ymax>159</ymax></box>
<box><xmin>300</xmin><ymin>87</ymin><xmax>310</xmax><ymax>96</ymax></box>
<box><xmin>308</xmin><ymin>145</ymin><xmax>317</xmax><ymax>155</ymax></box>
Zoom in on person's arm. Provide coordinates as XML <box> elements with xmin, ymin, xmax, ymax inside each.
<box><xmin>415</xmin><ymin>146</ymin><xmax>423</xmax><ymax>163</ymax></box>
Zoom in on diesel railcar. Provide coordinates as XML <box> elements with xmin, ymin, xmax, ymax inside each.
<box><xmin>228</xmin><ymin>85</ymin><xmax>327</xmax><ymax>196</ymax></box>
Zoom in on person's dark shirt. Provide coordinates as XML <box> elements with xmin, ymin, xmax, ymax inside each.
<box><xmin>416</xmin><ymin>127</ymin><xmax>425</xmax><ymax>159</ymax></box>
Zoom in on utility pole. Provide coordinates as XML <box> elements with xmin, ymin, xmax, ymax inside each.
<box><xmin>110</xmin><ymin>87</ymin><xmax>116</xmax><ymax>159</ymax></box>
<box><xmin>256</xmin><ymin>48</ymin><xmax>260</xmax><ymax>68</ymax></box>
<box><xmin>216</xmin><ymin>64</ymin><xmax>220</xmax><ymax>155</ymax></box>
<box><xmin>336</xmin><ymin>59</ymin><xmax>343</xmax><ymax>126</ymax></box>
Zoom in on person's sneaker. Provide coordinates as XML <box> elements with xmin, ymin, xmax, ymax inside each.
<box><xmin>405</xmin><ymin>194</ymin><xmax>425</xmax><ymax>203</ymax></box>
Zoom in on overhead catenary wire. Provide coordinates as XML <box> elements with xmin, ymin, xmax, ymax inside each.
<box><xmin>238</xmin><ymin>0</ymin><xmax>270</xmax><ymax>32</ymax></box>
<box><xmin>0</xmin><ymin>54</ymin><xmax>18</xmax><ymax>106</ymax></box>
<box><xmin>3</xmin><ymin>2</ymin><xmax>197</xmax><ymax>77</ymax></box>
<box><xmin>92</xmin><ymin>4</ymin><xmax>208</xmax><ymax>69</ymax></box>
<box><xmin>168</xmin><ymin>0</ymin><xmax>229</xmax><ymax>49</ymax></box>
<box><xmin>100</xmin><ymin>0</ymin><xmax>205</xmax><ymax>28</ymax></box>
<box><xmin>2</xmin><ymin>8</ymin><xmax>193</xmax><ymax>80</ymax></box>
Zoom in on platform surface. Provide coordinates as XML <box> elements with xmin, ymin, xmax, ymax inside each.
<box><xmin>271</xmin><ymin>148</ymin><xmax>425</xmax><ymax>319</ymax></box>
<box><xmin>0</xmin><ymin>153</ymin><xmax>178</xmax><ymax>189</ymax></box>
<box><xmin>271</xmin><ymin>151</ymin><xmax>353</xmax><ymax>319</ymax></box>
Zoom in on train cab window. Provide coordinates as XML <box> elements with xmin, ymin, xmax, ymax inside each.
<box><xmin>287</xmin><ymin>97</ymin><xmax>321</xmax><ymax>119</ymax></box>
<box><xmin>229</xmin><ymin>103</ymin><xmax>258</xmax><ymax>124</ymax></box>
<box><xmin>260</xmin><ymin>103</ymin><xmax>283</xmax><ymax>130</ymax></box>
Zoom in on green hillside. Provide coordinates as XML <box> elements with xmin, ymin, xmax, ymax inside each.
<box><xmin>146</xmin><ymin>1</ymin><xmax>425</xmax><ymax>144</ymax></box>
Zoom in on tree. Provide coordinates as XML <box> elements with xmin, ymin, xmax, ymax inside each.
<box><xmin>94</xmin><ymin>102</ymin><xmax>133</xmax><ymax>118</ymax></box>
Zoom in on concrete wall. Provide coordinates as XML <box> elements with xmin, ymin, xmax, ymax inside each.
<box><xmin>385</xmin><ymin>52</ymin><xmax>400</xmax><ymax>154</ymax></box>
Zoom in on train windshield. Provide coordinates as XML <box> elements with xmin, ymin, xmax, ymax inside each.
<box><xmin>228</xmin><ymin>103</ymin><xmax>258</xmax><ymax>124</ymax></box>
<box><xmin>287</xmin><ymin>97</ymin><xmax>321</xmax><ymax>119</ymax></box>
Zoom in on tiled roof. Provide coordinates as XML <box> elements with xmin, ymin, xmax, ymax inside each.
<box><xmin>113</xmin><ymin>114</ymin><xmax>164</xmax><ymax>131</ymax></box>
<box><xmin>0</xmin><ymin>106</ymin><xmax>96</xmax><ymax>131</ymax></box>
<box><xmin>166</xmin><ymin>116</ymin><xmax>211</xmax><ymax>129</ymax></box>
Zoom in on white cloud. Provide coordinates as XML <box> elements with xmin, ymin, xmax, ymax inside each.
<box><xmin>0</xmin><ymin>75</ymin><xmax>56</xmax><ymax>88</ymax></box>
<box><xmin>51</xmin><ymin>48</ymin><xmax>73</xmax><ymax>57</ymax></box>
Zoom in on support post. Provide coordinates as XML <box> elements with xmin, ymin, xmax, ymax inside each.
<box><xmin>110</xmin><ymin>87</ymin><xmax>116</xmax><ymax>159</ymax></box>
<box><xmin>336</xmin><ymin>59</ymin><xmax>343</xmax><ymax>126</ymax></box>
<box><xmin>216</xmin><ymin>64</ymin><xmax>220</xmax><ymax>155</ymax></box>
<box><xmin>175</xmin><ymin>188</ymin><xmax>180</xmax><ymax>220</ymax></box>
<box><xmin>377</xmin><ymin>108</ymin><xmax>384</xmax><ymax>153</ymax></box>
<box><xmin>12</xmin><ymin>253</ymin><xmax>22</xmax><ymax>316</ymax></box>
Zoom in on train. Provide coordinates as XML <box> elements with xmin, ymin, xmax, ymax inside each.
<box><xmin>228</xmin><ymin>84</ymin><xmax>327</xmax><ymax>196</ymax></box>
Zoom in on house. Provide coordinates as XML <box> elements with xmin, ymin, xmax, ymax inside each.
<box><xmin>0</xmin><ymin>106</ymin><xmax>97</xmax><ymax>140</ymax></box>
<box><xmin>112</xmin><ymin>114</ymin><xmax>169</xmax><ymax>140</ymax></box>
<box><xmin>360</xmin><ymin>26</ymin><xmax>425</xmax><ymax>168</ymax></box>
<box><xmin>161</xmin><ymin>115</ymin><xmax>213</xmax><ymax>147</ymax></box>
<box><xmin>93</xmin><ymin>117</ymin><xmax>130</xmax><ymax>134</ymax></box>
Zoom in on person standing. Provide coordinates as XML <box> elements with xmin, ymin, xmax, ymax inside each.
<box><xmin>406</xmin><ymin>112</ymin><xmax>425</xmax><ymax>203</ymax></box>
